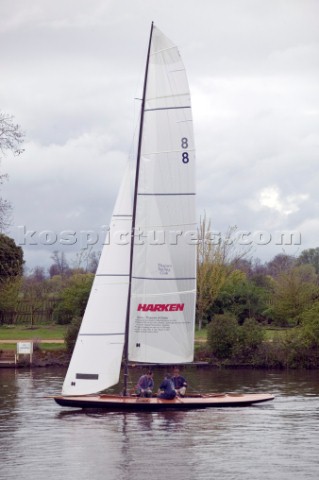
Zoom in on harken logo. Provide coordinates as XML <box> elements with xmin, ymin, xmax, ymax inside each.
<box><xmin>137</xmin><ymin>303</ymin><xmax>184</xmax><ymax>312</ymax></box>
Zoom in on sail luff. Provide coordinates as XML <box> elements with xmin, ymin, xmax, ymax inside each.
<box><xmin>122</xmin><ymin>22</ymin><xmax>155</xmax><ymax>396</ymax></box>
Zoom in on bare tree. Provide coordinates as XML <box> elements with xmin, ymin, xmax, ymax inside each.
<box><xmin>0</xmin><ymin>112</ymin><xmax>25</xmax><ymax>230</ymax></box>
<box><xmin>71</xmin><ymin>248</ymin><xmax>100</xmax><ymax>273</ymax></box>
<box><xmin>0</xmin><ymin>113</ymin><xmax>24</xmax><ymax>157</ymax></box>
<box><xmin>49</xmin><ymin>251</ymin><xmax>70</xmax><ymax>278</ymax></box>
<box><xmin>266</xmin><ymin>253</ymin><xmax>296</xmax><ymax>278</ymax></box>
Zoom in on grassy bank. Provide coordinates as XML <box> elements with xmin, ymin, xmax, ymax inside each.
<box><xmin>0</xmin><ymin>325</ymin><xmax>67</xmax><ymax>351</ymax></box>
<box><xmin>0</xmin><ymin>325</ymin><xmax>67</xmax><ymax>340</ymax></box>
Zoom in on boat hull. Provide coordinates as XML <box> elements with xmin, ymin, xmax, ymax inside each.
<box><xmin>53</xmin><ymin>393</ymin><xmax>274</xmax><ymax>410</ymax></box>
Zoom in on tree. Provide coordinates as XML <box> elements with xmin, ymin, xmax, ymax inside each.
<box><xmin>49</xmin><ymin>251</ymin><xmax>70</xmax><ymax>278</ymax></box>
<box><xmin>32</xmin><ymin>266</ymin><xmax>46</xmax><ymax>282</ymax></box>
<box><xmin>235</xmin><ymin>318</ymin><xmax>264</xmax><ymax>358</ymax></box>
<box><xmin>72</xmin><ymin>248</ymin><xmax>100</xmax><ymax>273</ymax></box>
<box><xmin>0</xmin><ymin>233</ymin><xmax>24</xmax><ymax>282</ymax></box>
<box><xmin>64</xmin><ymin>317</ymin><xmax>82</xmax><ymax>354</ymax></box>
<box><xmin>216</xmin><ymin>274</ymin><xmax>271</xmax><ymax>324</ymax></box>
<box><xmin>271</xmin><ymin>264</ymin><xmax>318</xmax><ymax>326</ymax></box>
<box><xmin>0</xmin><ymin>113</ymin><xmax>24</xmax><ymax>229</ymax></box>
<box><xmin>0</xmin><ymin>113</ymin><xmax>24</xmax><ymax>157</ymax></box>
<box><xmin>207</xmin><ymin>313</ymin><xmax>239</xmax><ymax>359</ymax></box>
<box><xmin>207</xmin><ymin>314</ymin><xmax>264</xmax><ymax>361</ymax></box>
<box><xmin>0</xmin><ymin>276</ymin><xmax>22</xmax><ymax>324</ymax></box>
<box><xmin>53</xmin><ymin>273</ymin><xmax>93</xmax><ymax>324</ymax></box>
<box><xmin>299</xmin><ymin>301</ymin><xmax>319</xmax><ymax>348</ymax></box>
<box><xmin>0</xmin><ymin>234</ymin><xmax>23</xmax><ymax>324</ymax></box>
<box><xmin>266</xmin><ymin>253</ymin><xmax>296</xmax><ymax>277</ymax></box>
<box><xmin>196</xmin><ymin>214</ymin><xmax>250</xmax><ymax>329</ymax></box>
<box><xmin>22</xmin><ymin>273</ymin><xmax>49</xmax><ymax>328</ymax></box>
<box><xmin>298</xmin><ymin>247</ymin><xmax>319</xmax><ymax>274</ymax></box>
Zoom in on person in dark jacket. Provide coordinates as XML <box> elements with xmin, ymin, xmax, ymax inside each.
<box><xmin>135</xmin><ymin>371</ymin><xmax>154</xmax><ymax>397</ymax></box>
<box><xmin>172</xmin><ymin>368</ymin><xmax>187</xmax><ymax>397</ymax></box>
<box><xmin>158</xmin><ymin>373</ymin><xmax>176</xmax><ymax>400</ymax></box>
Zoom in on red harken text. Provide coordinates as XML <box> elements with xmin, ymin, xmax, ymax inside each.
<box><xmin>137</xmin><ymin>304</ymin><xmax>184</xmax><ymax>312</ymax></box>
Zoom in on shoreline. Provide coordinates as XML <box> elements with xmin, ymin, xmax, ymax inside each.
<box><xmin>1</xmin><ymin>338</ymin><xmax>319</xmax><ymax>370</ymax></box>
<box><xmin>1</xmin><ymin>348</ymin><xmax>319</xmax><ymax>370</ymax></box>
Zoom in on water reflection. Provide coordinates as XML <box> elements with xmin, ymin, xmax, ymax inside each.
<box><xmin>1</xmin><ymin>367</ymin><xmax>319</xmax><ymax>480</ymax></box>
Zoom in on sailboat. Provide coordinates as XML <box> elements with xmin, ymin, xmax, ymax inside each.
<box><xmin>53</xmin><ymin>23</ymin><xmax>274</xmax><ymax>410</ymax></box>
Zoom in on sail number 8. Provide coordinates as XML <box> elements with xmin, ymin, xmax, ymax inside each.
<box><xmin>181</xmin><ymin>137</ymin><xmax>189</xmax><ymax>164</ymax></box>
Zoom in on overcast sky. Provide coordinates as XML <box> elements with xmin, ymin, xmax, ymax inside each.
<box><xmin>1</xmin><ymin>0</ymin><xmax>318</xmax><ymax>271</ymax></box>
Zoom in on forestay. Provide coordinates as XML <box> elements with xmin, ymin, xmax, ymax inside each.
<box><xmin>128</xmin><ymin>26</ymin><xmax>196</xmax><ymax>364</ymax></box>
<box><xmin>62</xmin><ymin>165</ymin><xmax>132</xmax><ymax>395</ymax></box>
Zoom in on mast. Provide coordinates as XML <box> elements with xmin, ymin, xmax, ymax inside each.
<box><xmin>123</xmin><ymin>22</ymin><xmax>154</xmax><ymax>396</ymax></box>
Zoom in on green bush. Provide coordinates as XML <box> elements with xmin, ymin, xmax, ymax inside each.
<box><xmin>52</xmin><ymin>302</ymin><xmax>73</xmax><ymax>325</ymax></box>
<box><xmin>207</xmin><ymin>315</ymin><xmax>264</xmax><ymax>361</ymax></box>
<box><xmin>207</xmin><ymin>313</ymin><xmax>239</xmax><ymax>359</ymax></box>
<box><xmin>52</xmin><ymin>273</ymin><xmax>93</xmax><ymax>325</ymax></box>
<box><xmin>235</xmin><ymin>318</ymin><xmax>264</xmax><ymax>358</ymax></box>
<box><xmin>64</xmin><ymin>317</ymin><xmax>82</xmax><ymax>354</ymax></box>
<box><xmin>299</xmin><ymin>301</ymin><xmax>319</xmax><ymax>348</ymax></box>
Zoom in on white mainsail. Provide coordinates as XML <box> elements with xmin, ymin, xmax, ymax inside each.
<box><xmin>62</xmin><ymin>164</ymin><xmax>132</xmax><ymax>395</ymax></box>
<box><xmin>128</xmin><ymin>26</ymin><xmax>196</xmax><ymax>364</ymax></box>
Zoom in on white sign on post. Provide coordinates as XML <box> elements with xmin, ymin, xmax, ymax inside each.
<box><xmin>17</xmin><ymin>342</ymin><xmax>33</xmax><ymax>363</ymax></box>
<box><xmin>17</xmin><ymin>342</ymin><xmax>33</xmax><ymax>354</ymax></box>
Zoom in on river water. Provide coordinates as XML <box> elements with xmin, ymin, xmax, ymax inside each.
<box><xmin>0</xmin><ymin>367</ymin><xmax>318</xmax><ymax>480</ymax></box>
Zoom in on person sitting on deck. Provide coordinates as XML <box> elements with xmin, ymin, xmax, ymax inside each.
<box><xmin>135</xmin><ymin>371</ymin><xmax>154</xmax><ymax>397</ymax></box>
<box><xmin>172</xmin><ymin>367</ymin><xmax>187</xmax><ymax>397</ymax></box>
<box><xmin>157</xmin><ymin>373</ymin><xmax>176</xmax><ymax>400</ymax></box>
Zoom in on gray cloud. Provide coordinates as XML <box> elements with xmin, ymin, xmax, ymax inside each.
<box><xmin>1</xmin><ymin>0</ymin><xmax>318</xmax><ymax>269</ymax></box>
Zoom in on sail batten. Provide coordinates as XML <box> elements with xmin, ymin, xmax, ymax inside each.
<box><xmin>141</xmin><ymin>149</ymin><xmax>195</xmax><ymax>155</ymax></box>
<box><xmin>96</xmin><ymin>274</ymin><xmax>129</xmax><ymax>277</ymax></box>
<box><xmin>150</xmin><ymin>45</ymin><xmax>176</xmax><ymax>55</ymax></box>
<box><xmin>145</xmin><ymin>106</ymin><xmax>191</xmax><ymax>112</ymax></box>
<box><xmin>79</xmin><ymin>333</ymin><xmax>125</xmax><ymax>336</ymax></box>
<box><xmin>137</xmin><ymin>192</ymin><xmax>195</xmax><ymax>196</ymax></box>
<box><xmin>132</xmin><ymin>277</ymin><xmax>196</xmax><ymax>281</ymax></box>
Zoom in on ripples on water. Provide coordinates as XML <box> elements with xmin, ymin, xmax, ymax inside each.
<box><xmin>0</xmin><ymin>367</ymin><xmax>318</xmax><ymax>480</ymax></box>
